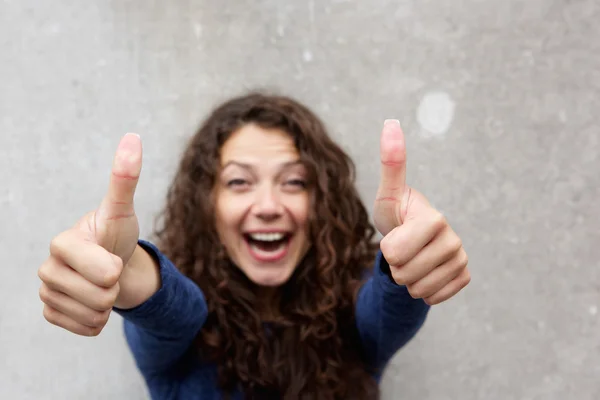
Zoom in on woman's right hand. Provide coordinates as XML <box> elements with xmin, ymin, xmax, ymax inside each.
<box><xmin>38</xmin><ymin>133</ymin><xmax>143</xmax><ymax>336</ymax></box>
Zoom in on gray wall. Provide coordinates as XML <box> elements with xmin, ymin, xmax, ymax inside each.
<box><xmin>1</xmin><ymin>1</ymin><xmax>599</xmax><ymax>399</ymax></box>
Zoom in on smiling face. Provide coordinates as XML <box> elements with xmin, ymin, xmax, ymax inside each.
<box><xmin>214</xmin><ymin>123</ymin><xmax>311</xmax><ymax>287</ymax></box>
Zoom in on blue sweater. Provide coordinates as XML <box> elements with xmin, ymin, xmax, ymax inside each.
<box><xmin>114</xmin><ymin>240</ymin><xmax>430</xmax><ymax>399</ymax></box>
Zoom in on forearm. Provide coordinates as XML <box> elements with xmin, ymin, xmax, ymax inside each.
<box><xmin>112</xmin><ymin>240</ymin><xmax>208</xmax><ymax>376</ymax></box>
<box><xmin>114</xmin><ymin>243</ymin><xmax>161</xmax><ymax>310</ymax></box>
<box><xmin>355</xmin><ymin>251</ymin><xmax>430</xmax><ymax>372</ymax></box>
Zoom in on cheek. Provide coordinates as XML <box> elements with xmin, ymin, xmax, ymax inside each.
<box><xmin>288</xmin><ymin>195</ymin><xmax>310</xmax><ymax>227</ymax></box>
<box><xmin>216</xmin><ymin>195</ymin><xmax>245</xmax><ymax>236</ymax></box>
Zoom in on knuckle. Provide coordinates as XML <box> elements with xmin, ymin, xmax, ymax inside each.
<box><xmin>381</xmin><ymin>233</ymin><xmax>408</xmax><ymax>266</ymax></box>
<box><xmin>425</xmin><ymin>297</ymin><xmax>438</xmax><ymax>306</ymax></box>
<box><xmin>430</xmin><ymin>211</ymin><xmax>446</xmax><ymax>230</ymax></box>
<box><xmin>103</xmin><ymin>270</ymin><xmax>118</xmax><ymax>288</ymax></box>
<box><xmin>88</xmin><ymin>310</ymin><xmax>110</xmax><ymax>327</ymax></box>
<box><xmin>49</xmin><ymin>232</ymin><xmax>68</xmax><ymax>256</ymax></box>
<box><xmin>38</xmin><ymin>285</ymin><xmax>52</xmax><ymax>304</ymax></box>
<box><xmin>111</xmin><ymin>254</ymin><xmax>124</xmax><ymax>270</ymax></box>
<box><xmin>408</xmin><ymin>285</ymin><xmax>424</xmax><ymax>299</ymax></box>
<box><xmin>97</xmin><ymin>287</ymin><xmax>119</xmax><ymax>310</ymax></box>
<box><xmin>79</xmin><ymin>324</ymin><xmax>103</xmax><ymax>337</ymax></box>
<box><xmin>37</xmin><ymin>264</ymin><xmax>48</xmax><ymax>283</ymax></box>
<box><xmin>48</xmin><ymin>237</ymin><xmax>59</xmax><ymax>256</ymax></box>
<box><xmin>460</xmin><ymin>250</ymin><xmax>469</xmax><ymax>266</ymax></box>
<box><xmin>380</xmin><ymin>235</ymin><xmax>396</xmax><ymax>262</ymax></box>
<box><xmin>453</xmin><ymin>251</ymin><xmax>469</xmax><ymax>273</ymax></box>
<box><xmin>50</xmin><ymin>229</ymin><xmax>86</xmax><ymax>262</ymax></box>
<box><xmin>390</xmin><ymin>267</ymin><xmax>406</xmax><ymax>285</ymax></box>
<box><xmin>37</xmin><ymin>259</ymin><xmax>55</xmax><ymax>284</ymax></box>
<box><xmin>43</xmin><ymin>305</ymin><xmax>58</xmax><ymax>325</ymax></box>
<box><xmin>103</xmin><ymin>261</ymin><xmax>122</xmax><ymax>287</ymax></box>
<box><xmin>462</xmin><ymin>270</ymin><xmax>472</xmax><ymax>287</ymax></box>
<box><xmin>95</xmin><ymin>296</ymin><xmax>114</xmax><ymax>312</ymax></box>
<box><xmin>86</xmin><ymin>326</ymin><xmax>103</xmax><ymax>337</ymax></box>
<box><xmin>406</xmin><ymin>284</ymin><xmax>422</xmax><ymax>299</ymax></box>
<box><xmin>451</xmin><ymin>236</ymin><xmax>463</xmax><ymax>252</ymax></box>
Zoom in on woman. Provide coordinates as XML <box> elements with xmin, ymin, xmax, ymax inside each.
<box><xmin>38</xmin><ymin>93</ymin><xmax>470</xmax><ymax>399</ymax></box>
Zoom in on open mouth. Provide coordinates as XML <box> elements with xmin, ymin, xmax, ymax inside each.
<box><xmin>244</xmin><ymin>232</ymin><xmax>292</xmax><ymax>261</ymax></box>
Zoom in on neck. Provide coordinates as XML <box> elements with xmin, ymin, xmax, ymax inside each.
<box><xmin>257</xmin><ymin>286</ymin><xmax>281</xmax><ymax>321</ymax></box>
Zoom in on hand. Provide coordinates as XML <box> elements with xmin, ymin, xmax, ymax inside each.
<box><xmin>373</xmin><ymin>120</ymin><xmax>470</xmax><ymax>305</ymax></box>
<box><xmin>38</xmin><ymin>133</ymin><xmax>143</xmax><ymax>336</ymax></box>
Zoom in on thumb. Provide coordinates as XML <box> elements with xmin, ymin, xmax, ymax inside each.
<box><xmin>97</xmin><ymin>133</ymin><xmax>142</xmax><ymax>219</ymax></box>
<box><xmin>95</xmin><ymin>133</ymin><xmax>142</xmax><ymax>247</ymax></box>
<box><xmin>377</xmin><ymin>119</ymin><xmax>407</xmax><ymax>200</ymax></box>
<box><xmin>374</xmin><ymin>119</ymin><xmax>409</xmax><ymax>235</ymax></box>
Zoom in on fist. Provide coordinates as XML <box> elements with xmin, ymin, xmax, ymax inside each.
<box><xmin>374</xmin><ymin>120</ymin><xmax>470</xmax><ymax>305</ymax></box>
<box><xmin>38</xmin><ymin>133</ymin><xmax>142</xmax><ymax>336</ymax></box>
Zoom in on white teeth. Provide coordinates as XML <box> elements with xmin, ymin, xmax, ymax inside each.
<box><xmin>248</xmin><ymin>232</ymin><xmax>285</xmax><ymax>242</ymax></box>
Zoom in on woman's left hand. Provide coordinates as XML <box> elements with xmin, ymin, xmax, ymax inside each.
<box><xmin>373</xmin><ymin>120</ymin><xmax>470</xmax><ymax>305</ymax></box>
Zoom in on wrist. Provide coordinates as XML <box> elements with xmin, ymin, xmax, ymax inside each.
<box><xmin>114</xmin><ymin>243</ymin><xmax>161</xmax><ymax>309</ymax></box>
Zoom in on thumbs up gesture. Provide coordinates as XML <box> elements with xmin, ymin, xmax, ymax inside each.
<box><xmin>374</xmin><ymin>120</ymin><xmax>470</xmax><ymax>305</ymax></box>
<box><xmin>38</xmin><ymin>133</ymin><xmax>143</xmax><ymax>336</ymax></box>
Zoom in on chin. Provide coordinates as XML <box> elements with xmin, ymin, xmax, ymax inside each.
<box><xmin>243</xmin><ymin>265</ymin><xmax>296</xmax><ymax>287</ymax></box>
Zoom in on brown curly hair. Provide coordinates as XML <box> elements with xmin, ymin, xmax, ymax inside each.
<box><xmin>153</xmin><ymin>92</ymin><xmax>381</xmax><ymax>399</ymax></box>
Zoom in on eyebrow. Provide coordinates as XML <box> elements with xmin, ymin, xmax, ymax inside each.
<box><xmin>221</xmin><ymin>160</ymin><xmax>305</xmax><ymax>171</ymax></box>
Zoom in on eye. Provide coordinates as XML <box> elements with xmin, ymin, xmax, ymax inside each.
<box><xmin>285</xmin><ymin>179</ymin><xmax>306</xmax><ymax>189</ymax></box>
<box><xmin>227</xmin><ymin>178</ymin><xmax>249</xmax><ymax>187</ymax></box>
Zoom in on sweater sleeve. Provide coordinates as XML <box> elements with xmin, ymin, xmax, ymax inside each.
<box><xmin>355</xmin><ymin>251</ymin><xmax>430</xmax><ymax>376</ymax></box>
<box><xmin>112</xmin><ymin>240</ymin><xmax>208</xmax><ymax>378</ymax></box>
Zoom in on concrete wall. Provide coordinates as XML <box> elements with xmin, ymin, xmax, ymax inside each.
<box><xmin>1</xmin><ymin>1</ymin><xmax>598</xmax><ymax>398</ymax></box>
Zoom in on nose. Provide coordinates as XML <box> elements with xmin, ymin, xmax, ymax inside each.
<box><xmin>252</xmin><ymin>184</ymin><xmax>283</xmax><ymax>221</ymax></box>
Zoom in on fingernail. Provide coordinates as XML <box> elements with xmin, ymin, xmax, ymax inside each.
<box><xmin>384</xmin><ymin>119</ymin><xmax>400</xmax><ymax>127</ymax></box>
<box><xmin>126</xmin><ymin>132</ymin><xmax>140</xmax><ymax>138</ymax></box>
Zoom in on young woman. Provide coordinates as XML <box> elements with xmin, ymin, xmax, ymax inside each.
<box><xmin>38</xmin><ymin>93</ymin><xmax>470</xmax><ymax>399</ymax></box>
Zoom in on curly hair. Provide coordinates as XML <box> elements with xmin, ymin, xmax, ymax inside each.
<box><xmin>153</xmin><ymin>92</ymin><xmax>381</xmax><ymax>399</ymax></box>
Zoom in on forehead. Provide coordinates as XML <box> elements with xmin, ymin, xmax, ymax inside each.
<box><xmin>220</xmin><ymin>123</ymin><xmax>299</xmax><ymax>164</ymax></box>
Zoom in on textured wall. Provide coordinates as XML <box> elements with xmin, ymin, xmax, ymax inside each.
<box><xmin>1</xmin><ymin>1</ymin><xmax>599</xmax><ymax>399</ymax></box>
